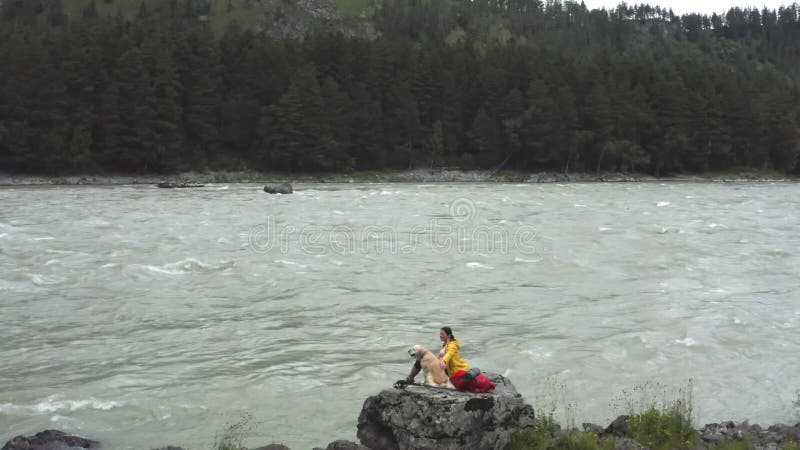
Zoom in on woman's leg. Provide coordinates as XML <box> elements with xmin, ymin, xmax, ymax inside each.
<box><xmin>449</xmin><ymin>370</ymin><xmax>468</xmax><ymax>389</ymax></box>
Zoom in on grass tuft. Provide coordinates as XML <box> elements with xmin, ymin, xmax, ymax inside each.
<box><xmin>626</xmin><ymin>407</ymin><xmax>698</xmax><ymax>450</ymax></box>
<box><xmin>213</xmin><ymin>412</ymin><xmax>258</xmax><ymax>450</ymax></box>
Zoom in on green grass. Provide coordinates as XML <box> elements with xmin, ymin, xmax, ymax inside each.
<box><xmin>208</xmin><ymin>0</ymin><xmax>261</xmax><ymax>36</ymax></box>
<box><xmin>511</xmin><ymin>415</ymin><xmax>616</xmax><ymax>450</ymax></box>
<box><xmin>335</xmin><ymin>0</ymin><xmax>372</xmax><ymax>16</ymax></box>
<box><xmin>712</xmin><ymin>441</ymin><xmax>751</xmax><ymax>450</ymax></box>
<box><xmin>213</xmin><ymin>412</ymin><xmax>258</xmax><ymax>450</ymax></box>
<box><xmin>626</xmin><ymin>408</ymin><xmax>698</xmax><ymax>450</ymax></box>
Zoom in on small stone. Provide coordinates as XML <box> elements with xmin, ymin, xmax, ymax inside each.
<box><xmin>583</xmin><ymin>423</ymin><xmax>604</xmax><ymax>435</ymax></box>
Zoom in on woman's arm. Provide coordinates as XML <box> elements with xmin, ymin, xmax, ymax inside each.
<box><xmin>442</xmin><ymin>341</ymin><xmax>458</xmax><ymax>365</ymax></box>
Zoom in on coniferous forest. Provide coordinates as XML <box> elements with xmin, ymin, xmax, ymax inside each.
<box><xmin>1</xmin><ymin>0</ymin><xmax>800</xmax><ymax>175</ymax></box>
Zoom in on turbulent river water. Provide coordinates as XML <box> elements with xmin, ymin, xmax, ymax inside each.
<box><xmin>1</xmin><ymin>182</ymin><xmax>798</xmax><ymax>449</ymax></box>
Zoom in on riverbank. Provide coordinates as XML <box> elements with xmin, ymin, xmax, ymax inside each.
<box><xmin>0</xmin><ymin>169</ymin><xmax>796</xmax><ymax>185</ymax></box>
<box><xmin>5</xmin><ymin>419</ymin><xmax>799</xmax><ymax>450</ymax></box>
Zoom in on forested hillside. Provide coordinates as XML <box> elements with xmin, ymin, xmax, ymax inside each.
<box><xmin>1</xmin><ymin>0</ymin><xmax>799</xmax><ymax>175</ymax></box>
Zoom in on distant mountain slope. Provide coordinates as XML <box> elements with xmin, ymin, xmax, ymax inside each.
<box><xmin>2</xmin><ymin>0</ymin><xmax>375</xmax><ymax>36</ymax></box>
<box><xmin>2</xmin><ymin>0</ymin><xmax>799</xmax><ymax>175</ymax></box>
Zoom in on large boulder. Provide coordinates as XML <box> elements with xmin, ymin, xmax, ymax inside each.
<box><xmin>1</xmin><ymin>430</ymin><xmax>99</xmax><ymax>450</ymax></box>
<box><xmin>356</xmin><ymin>373</ymin><xmax>535</xmax><ymax>450</ymax></box>
<box><xmin>264</xmin><ymin>183</ymin><xmax>293</xmax><ymax>194</ymax></box>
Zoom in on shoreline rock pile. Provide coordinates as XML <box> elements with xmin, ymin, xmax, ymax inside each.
<box><xmin>4</xmin><ymin>378</ymin><xmax>799</xmax><ymax>450</ymax></box>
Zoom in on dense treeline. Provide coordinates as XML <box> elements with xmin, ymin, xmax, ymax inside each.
<box><xmin>1</xmin><ymin>0</ymin><xmax>800</xmax><ymax>175</ymax></box>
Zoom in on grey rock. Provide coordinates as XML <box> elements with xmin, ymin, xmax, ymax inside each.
<box><xmin>583</xmin><ymin>423</ymin><xmax>605</xmax><ymax>435</ymax></box>
<box><xmin>698</xmin><ymin>421</ymin><xmax>800</xmax><ymax>449</ymax></box>
<box><xmin>356</xmin><ymin>373</ymin><xmax>534</xmax><ymax>450</ymax></box>
<box><xmin>1</xmin><ymin>430</ymin><xmax>99</xmax><ymax>450</ymax></box>
<box><xmin>604</xmin><ymin>415</ymin><xmax>630</xmax><ymax>437</ymax></box>
<box><xmin>323</xmin><ymin>440</ymin><xmax>371</xmax><ymax>450</ymax></box>
<box><xmin>614</xmin><ymin>437</ymin><xmax>648</xmax><ymax>450</ymax></box>
<box><xmin>264</xmin><ymin>182</ymin><xmax>293</xmax><ymax>194</ymax></box>
<box><xmin>250</xmin><ymin>445</ymin><xmax>292</xmax><ymax>450</ymax></box>
<box><xmin>532</xmin><ymin>172</ymin><xmax>570</xmax><ymax>183</ymax></box>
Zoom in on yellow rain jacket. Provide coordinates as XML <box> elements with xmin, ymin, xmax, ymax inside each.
<box><xmin>440</xmin><ymin>340</ymin><xmax>469</xmax><ymax>375</ymax></box>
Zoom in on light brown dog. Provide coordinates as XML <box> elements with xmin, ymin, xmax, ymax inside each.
<box><xmin>408</xmin><ymin>344</ymin><xmax>455</xmax><ymax>389</ymax></box>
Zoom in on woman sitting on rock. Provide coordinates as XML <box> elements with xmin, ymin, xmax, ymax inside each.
<box><xmin>408</xmin><ymin>326</ymin><xmax>495</xmax><ymax>393</ymax></box>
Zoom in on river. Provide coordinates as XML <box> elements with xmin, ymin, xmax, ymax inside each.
<box><xmin>1</xmin><ymin>182</ymin><xmax>798</xmax><ymax>449</ymax></box>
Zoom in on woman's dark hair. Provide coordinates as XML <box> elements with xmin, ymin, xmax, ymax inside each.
<box><xmin>441</xmin><ymin>326</ymin><xmax>455</xmax><ymax>340</ymax></box>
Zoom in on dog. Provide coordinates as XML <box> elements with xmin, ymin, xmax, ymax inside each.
<box><xmin>407</xmin><ymin>344</ymin><xmax>455</xmax><ymax>389</ymax></box>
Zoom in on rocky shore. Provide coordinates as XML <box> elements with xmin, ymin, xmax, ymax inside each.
<box><xmin>0</xmin><ymin>169</ymin><xmax>795</xmax><ymax>186</ymax></box>
<box><xmin>3</xmin><ymin>375</ymin><xmax>798</xmax><ymax>450</ymax></box>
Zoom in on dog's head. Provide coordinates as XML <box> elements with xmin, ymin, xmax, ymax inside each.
<box><xmin>407</xmin><ymin>344</ymin><xmax>427</xmax><ymax>359</ymax></box>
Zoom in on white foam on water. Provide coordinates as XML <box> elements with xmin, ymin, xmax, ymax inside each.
<box><xmin>28</xmin><ymin>274</ymin><xmax>65</xmax><ymax>286</ymax></box>
<box><xmin>514</xmin><ymin>257</ymin><xmax>542</xmax><ymax>263</ymax></box>
<box><xmin>466</xmin><ymin>262</ymin><xmax>494</xmax><ymax>269</ymax></box>
<box><xmin>0</xmin><ymin>233</ymin><xmax>7</xmax><ymax>239</ymax></box>
<box><xmin>521</xmin><ymin>349</ymin><xmax>552</xmax><ymax>358</ymax></box>
<box><xmin>35</xmin><ymin>397</ymin><xmax>122</xmax><ymax>413</ymax></box>
<box><xmin>142</xmin><ymin>258</ymin><xmax>236</xmax><ymax>276</ymax></box>
<box><xmin>0</xmin><ymin>397</ymin><xmax>122</xmax><ymax>415</ymax></box>
<box><xmin>32</xmin><ymin>236</ymin><xmax>55</xmax><ymax>241</ymax></box>
<box><xmin>675</xmin><ymin>337</ymin><xmax>697</xmax><ymax>347</ymax></box>
<box><xmin>657</xmin><ymin>201</ymin><xmax>671</xmax><ymax>207</ymax></box>
<box><xmin>598</xmin><ymin>226</ymin><xmax>612</xmax><ymax>232</ymax></box>
<box><xmin>275</xmin><ymin>260</ymin><xmax>307</xmax><ymax>268</ymax></box>
<box><xmin>708</xmin><ymin>223</ymin><xmax>727</xmax><ymax>228</ymax></box>
<box><xmin>574</xmin><ymin>204</ymin><xmax>587</xmax><ymax>208</ymax></box>
<box><xmin>0</xmin><ymin>222</ymin><xmax>21</xmax><ymax>231</ymax></box>
<box><xmin>143</xmin><ymin>265</ymin><xmax>185</xmax><ymax>276</ymax></box>
<box><xmin>45</xmin><ymin>249</ymin><xmax>73</xmax><ymax>255</ymax></box>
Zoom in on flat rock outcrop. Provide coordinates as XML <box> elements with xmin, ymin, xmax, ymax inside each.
<box><xmin>356</xmin><ymin>373</ymin><xmax>535</xmax><ymax>450</ymax></box>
